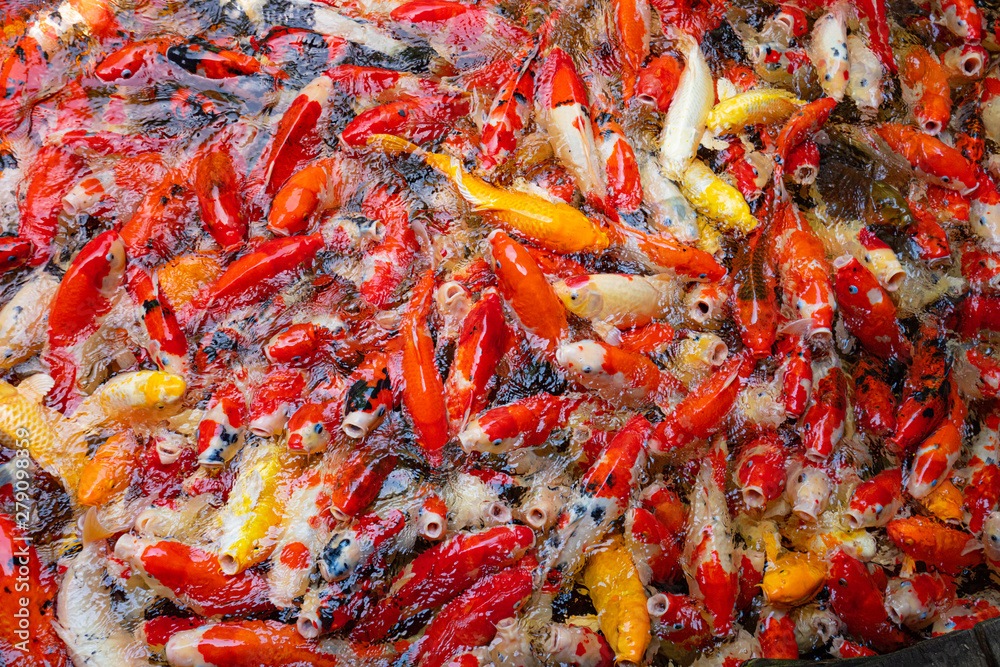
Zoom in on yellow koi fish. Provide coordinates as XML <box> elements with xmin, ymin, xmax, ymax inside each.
<box><xmin>582</xmin><ymin>534</ymin><xmax>651</xmax><ymax>664</ymax></box>
<box><xmin>215</xmin><ymin>439</ymin><xmax>306</xmax><ymax>575</ymax></box>
<box><xmin>706</xmin><ymin>89</ymin><xmax>805</xmax><ymax>135</ymax></box>
<box><xmin>368</xmin><ymin>134</ymin><xmax>609</xmax><ymax>254</ymax></box>
<box><xmin>680</xmin><ymin>160</ymin><xmax>759</xmax><ymax>234</ymax></box>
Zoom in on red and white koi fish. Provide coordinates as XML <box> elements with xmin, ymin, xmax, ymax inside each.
<box><xmin>45</xmin><ymin>229</ymin><xmax>126</xmax><ymax>410</ymax></box>
<box><xmin>801</xmin><ymin>365</ymin><xmax>847</xmax><ymax>464</ymax></box>
<box><xmin>735</xmin><ymin>432</ymin><xmax>787</xmax><ymax>509</ymax></box>
<box><xmin>683</xmin><ymin>440</ymin><xmax>738</xmax><ymax>636</ymax></box>
<box><xmin>539</xmin><ymin>416</ymin><xmax>651</xmax><ymax>592</ymax></box>
<box><xmin>846</xmin><ymin>467</ymin><xmax>904</xmax><ymax>530</ymax></box>
<box><xmin>535</xmin><ymin>47</ymin><xmax>607</xmax><ymax>210</ymax></box>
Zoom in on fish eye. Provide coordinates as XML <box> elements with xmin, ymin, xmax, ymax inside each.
<box><xmin>155</xmin><ymin>402</ymin><xmax>165</xmax><ymax>410</ymax></box>
<box><xmin>839</xmin><ymin>578</ymin><xmax>847</xmax><ymax>586</ymax></box>
<box><xmin>291</xmin><ymin>355</ymin><xmax>301</xmax><ymax>363</ymax></box>
<box><xmin>992</xmin><ymin>534</ymin><xmax>999</xmax><ymax>542</ymax></box>
<box><xmin>798</xmin><ymin>473</ymin><xmax>806</xmax><ymax>483</ymax></box>
<box><xmin>493</xmin><ymin>438</ymin><xmax>503</xmax><ymax>446</ymax></box>
<box><xmin>673</xmin><ymin>623</ymin><xmax>684</xmax><ymax>630</ymax></box>
<box><xmin>570</xmin><ymin>292</ymin><xmax>579</xmax><ymax>301</ymax></box>
<box><xmin>121</xmin><ymin>68</ymin><xmax>132</xmax><ymax>78</ymax></box>
<box><xmin>942</xmin><ymin>176</ymin><xmax>950</xmax><ymax>182</ymax></box>
<box><xmin>848</xmin><ymin>285</ymin><xmax>858</xmax><ymax>294</ymax></box>
<box><xmin>107</xmin><ymin>252</ymin><xmax>116</xmax><ymax>261</ymax></box>
<box><xmin>314</xmin><ymin>423</ymin><xmax>324</xmax><ymax>434</ymax></box>
<box><xmin>582</xmin><ymin>366</ymin><xmax>593</xmax><ymax>374</ymax></box>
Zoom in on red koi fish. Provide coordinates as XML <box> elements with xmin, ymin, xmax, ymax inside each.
<box><xmin>0</xmin><ymin>237</ymin><xmax>34</xmax><ymax>273</ymax></box>
<box><xmin>827</xmin><ymin>550</ymin><xmax>910</xmax><ymax>652</ymax></box>
<box><xmin>0</xmin><ymin>514</ymin><xmax>69</xmax><ymax>667</ymax></box>
<box><xmin>164</xmin><ymin>620</ymin><xmax>338</xmax><ymax>667</ymax></box>
<box><xmin>167</xmin><ymin>39</ymin><xmax>284</xmax><ymax>79</ymax></box>
<box><xmin>649</xmin><ymin>352</ymin><xmax>753</xmax><ymax>455</ymax></box>
<box><xmin>349</xmin><ymin>524</ymin><xmax>534</xmax><ymax>643</ymax></box>
<box><xmin>772</xmin><ymin>202</ymin><xmax>836</xmax><ymax>343</ymax></box>
<box><xmin>479</xmin><ymin>50</ymin><xmax>536</xmax><ymax>172</ymax></box>
<box><xmin>832</xmin><ymin>256</ymin><xmax>911</xmax><ymax>363</ymax></box>
<box><xmin>775</xmin><ymin>98</ymin><xmax>837</xmax><ymax>184</ymax></box>
<box><xmin>557</xmin><ymin>339</ymin><xmax>680</xmax><ymax>411</ymax></box>
<box><xmin>399</xmin><ymin>271</ymin><xmax>451</xmax><ymax>467</ymax></box>
<box><xmin>908</xmin><ymin>383</ymin><xmax>967</xmax><ymax>499</ymax></box>
<box><xmin>890</xmin><ymin>325</ymin><xmax>950</xmax><ymax>454</ymax></box>
<box><xmin>899</xmin><ymin>47</ymin><xmax>952</xmax><ymax>136</ymax></box>
<box><xmin>246</xmin><ymin>367</ymin><xmax>308</xmax><ymax>437</ymax></box>
<box><xmin>647</xmin><ymin>592</ymin><xmax>713</xmax><ymax>651</ymax></box>
<box><xmin>19</xmin><ymin>144</ymin><xmax>86</xmax><ymax>266</ymax></box>
<box><xmin>801</xmin><ymin>366</ymin><xmax>847</xmax><ymax>464</ymax></box>
<box><xmin>120</xmin><ymin>171</ymin><xmax>197</xmax><ymax>262</ymax></box>
<box><xmin>358</xmin><ymin>183</ymin><xmax>419</xmax><ymax>309</ymax></box>
<box><xmin>758</xmin><ymin>608</ymin><xmax>798</xmax><ymax>659</ymax></box>
<box><xmin>889</xmin><ymin>517</ymin><xmax>983</xmax><ymax>575</ymax></box>
<box><xmin>192</xmin><ymin>149</ymin><xmax>246</xmax><ymax>252</ymax></box>
<box><xmin>251</xmin><ymin>75</ymin><xmax>333</xmax><ymax>198</ymax></box>
<box><xmin>625</xmin><ymin>506</ymin><xmax>681</xmax><ymax>584</ymax></box>
<box><xmin>95</xmin><ymin>37</ymin><xmax>181</xmax><ymax>83</ymax></box>
<box><xmin>851</xmin><ymin>356</ymin><xmax>896</xmax><ymax>436</ymax></box>
<box><xmin>114</xmin><ymin>535</ymin><xmax>274</xmax><ymax>617</ymax></box>
<box><xmin>593</xmin><ymin>95</ymin><xmax>643</xmax><ymax>224</ymax></box>
<box><xmin>45</xmin><ymin>229</ymin><xmax>126</xmax><ymax>410</ymax></box>
<box><xmin>845</xmin><ymin>467</ymin><xmax>904</xmax><ymax>530</ymax></box>
<box><xmin>187</xmin><ymin>234</ymin><xmax>324</xmax><ymax>326</ymax></box>
<box><xmin>636</xmin><ymin>54</ymin><xmax>683</xmax><ymax>112</ymax></box>
<box><xmin>444</xmin><ymin>290</ymin><xmax>510</xmax><ymax>430</ymax></box>
<box><xmin>325</xmin><ymin>445</ymin><xmax>398</xmax><ymax>520</ymax></box>
<box><xmin>340</xmin><ymin>94</ymin><xmax>470</xmax><ymax>148</ymax></box>
<box><xmin>487</xmin><ymin>230</ymin><xmax>568</xmax><ymax>361</ymax></box>
<box><xmin>614</xmin><ymin>0</ymin><xmax>651</xmax><ymax>100</ymax></box>
<box><xmin>873</xmin><ymin>123</ymin><xmax>979</xmax><ymax>195</ymax></box>
<box><xmin>459</xmin><ymin>393</ymin><xmax>586</xmax><ymax>454</ymax></box>
<box><xmin>414</xmin><ymin>557</ymin><xmax>535</xmax><ymax>666</ymax></box>
<box><xmin>776</xmin><ymin>335</ymin><xmax>812</xmax><ymax>418</ymax></box>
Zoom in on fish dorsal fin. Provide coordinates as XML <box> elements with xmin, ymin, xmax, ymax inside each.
<box><xmin>18</xmin><ymin>374</ymin><xmax>55</xmax><ymax>404</ymax></box>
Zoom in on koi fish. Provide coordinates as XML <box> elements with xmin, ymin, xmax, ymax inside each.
<box><xmin>583</xmin><ymin>534</ymin><xmax>651</xmax><ymax>663</ymax></box>
<box><xmin>683</xmin><ymin>441</ymin><xmax>738</xmax><ymax>636</ymax></box>
<box><xmin>369</xmin><ymin>134</ymin><xmax>609</xmax><ymax>254</ymax></box>
<box><xmin>832</xmin><ymin>256</ymin><xmax>911</xmax><ymax>363</ymax></box>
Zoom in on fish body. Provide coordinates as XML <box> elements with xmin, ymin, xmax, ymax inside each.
<box><xmin>832</xmin><ymin>256</ymin><xmax>911</xmax><ymax>363</ymax></box>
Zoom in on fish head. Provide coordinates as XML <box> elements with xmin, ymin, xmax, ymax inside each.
<box><xmin>553</xmin><ymin>276</ymin><xmax>603</xmax><ymax>319</ymax></box>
